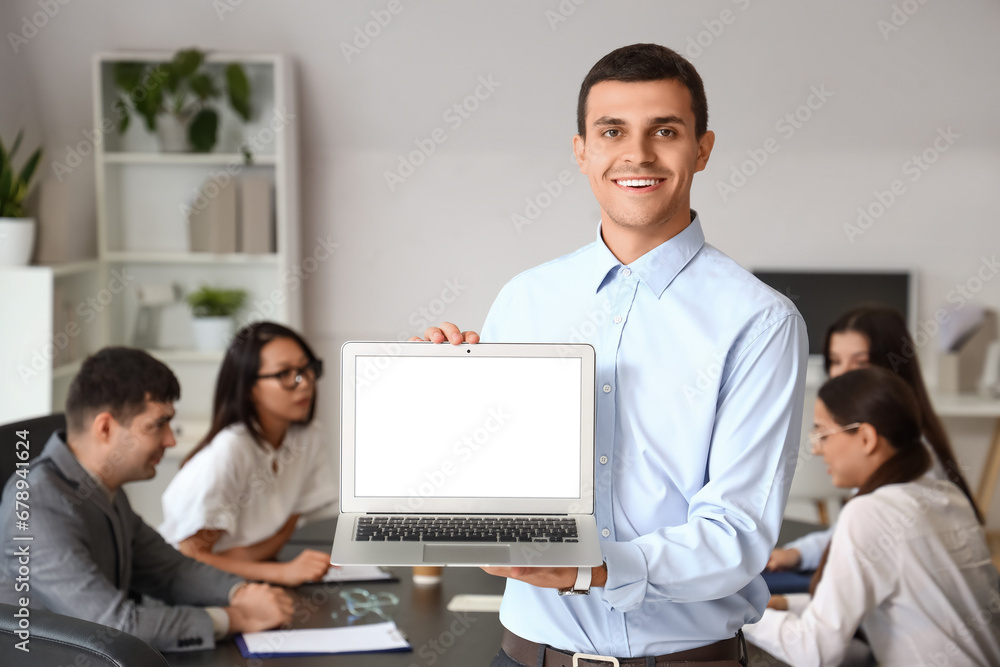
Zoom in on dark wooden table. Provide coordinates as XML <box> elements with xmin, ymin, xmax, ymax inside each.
<box><xmin>166</xmin><ymin>518</ymin><xmax>506</xmax><ymax>667</ymax></box>
<box><xmin>165</xmin><ymin>518</ymin><xmax>821</xmax><ymax>666</ymax></box>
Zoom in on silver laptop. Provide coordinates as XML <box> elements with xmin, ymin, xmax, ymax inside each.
<box><xmin>331</xmin><ymin>341</ymin><xmax>603</xmax><ymax>567</ymax></box>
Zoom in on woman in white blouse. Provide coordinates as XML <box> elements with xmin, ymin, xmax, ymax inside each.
<box><xmin>766</xmin><ymin>306</ymin><xmax>982</xmax><ymax>590</ymax></box>
<box><xmin>159</xmin><ymin>321</ymin><xmax>336</xmax><ymax>586</ymax></box>
<box><xmin>745</xmin><ymin>366</ymin><xmax>1000</xmax><ymax>666</ymax></box>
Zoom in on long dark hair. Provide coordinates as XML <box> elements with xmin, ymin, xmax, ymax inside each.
<box><xmin>181</xmin><ymin>321</ymin><xmax>319</xmax><ymax>467</ymax></box>
<box><xmin>810</xmin><ymin>367</ymin><xmax>932</xmax><ymax>595</ymax></box>
<box><xmin>824</xmin><ymin>305</ymin><xmax>981</xmax><ymax>523</ymax></box>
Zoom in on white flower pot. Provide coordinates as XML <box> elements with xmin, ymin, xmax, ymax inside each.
<box><xmin>156</xmin><ymin>114</ymin><xmax>192</xmax><ymax>152</ymax></box>
<box><xmin>191</xmin><ymin>316</ymin><xmax>233</xmax><ymax>351</ymax></box>
<box><xmin>0</xmin><ymin>217</ymin><xmax>36</xmax><ymax>266</ymax></box>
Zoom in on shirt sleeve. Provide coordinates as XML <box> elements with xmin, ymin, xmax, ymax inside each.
<box><xmin>291</xmin><ymin>425</ymin><xmax>338</xmax><ymax>516</ymax></box>
<box><xmin>600</xmin><ymin>313</ymin><xmax>808</xmax><ymax>609</ymax></box>
<box><xmin>743</xmin><ymin>499</ymin><xmax>899</xmax><ymax>666</ymax></box>
<box><xmin>159</xmin><ymin>432</ymin><xmax>248</xmax><ymax>545</ymax></box>
<box><xmin>783</xmin><ymin>526</ymin><xmax>835</xmax><ymax>570</ymax></box>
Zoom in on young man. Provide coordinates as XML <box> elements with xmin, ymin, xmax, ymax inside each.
<box><xmin>0</xmin><ymin>347</ymin><xmax>293</xmax><ymax>652</ymax></box>
<box><xmin>420</xmin><ymin>44</ymin><xmax>808</xmax><ymax>666</ymax></box>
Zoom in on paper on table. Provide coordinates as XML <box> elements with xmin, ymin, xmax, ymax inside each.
<box><xmin>236</xmin><ymin>621</ymin><xmax>410</xmax><ymax>657</ymax></box>
<box><xmin>322</xmin><ymin>565</ymin><xmax>394</xmax><ymax>583</ymax></box>
<box><xmin>446</xmin><ymin>594</ymin><xmax>504</xmax><ymax>613</ymax></box>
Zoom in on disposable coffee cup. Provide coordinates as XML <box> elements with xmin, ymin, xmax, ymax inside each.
<box><xmin>412</xmin><ymin>565</ymin><xmax>443</xmax><ymax>585</ymax></box>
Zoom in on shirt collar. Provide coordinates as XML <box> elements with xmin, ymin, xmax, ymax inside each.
<box><xmin>592</xmin><ymin>211</ymin><xmax>706</xmax><ymax>298</ymax></box>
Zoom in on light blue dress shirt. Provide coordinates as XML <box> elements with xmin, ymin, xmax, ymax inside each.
<box><xmin>481</xmin><ymin>214</ymin><xmax>808</xmax><ymax>657</ymax></box>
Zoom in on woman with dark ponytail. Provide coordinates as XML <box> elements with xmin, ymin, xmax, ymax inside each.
<box><xmin>158</xmin><ymin>321</ymin><xmax>336</xmax><ymax>586</ymax></box>
<box><xmin>767</xmin><ymin>305</ymin><xmax>982</xmax><ymax>587</ymax></box>
<box><xmin>745</xmin><ymin>367</ymin><xmax>1000</xmax><ymax>666</ymax></box>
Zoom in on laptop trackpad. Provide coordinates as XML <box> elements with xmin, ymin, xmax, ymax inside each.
<box><xmin>424</xmin><ymin>544</ymin><xmax>511</xmax><ymax>564</ymax></box>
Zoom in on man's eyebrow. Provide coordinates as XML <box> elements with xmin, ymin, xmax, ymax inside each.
<box><xmin>650</xmin><ymin>115</ymin><xmax>687</xmax><ymax>126</ymax></box>
<box><xmin>591</xmin><ymin>115</ymin><xmax>688</xmax><ymax>127</ymax></box>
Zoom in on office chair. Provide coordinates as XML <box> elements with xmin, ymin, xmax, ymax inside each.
<box><xmin>0</xmin><ymin>413</ymin><xmax>65</xmax><ymax>489</ymax></box>
<box><xmin>0</xmin><ymin>603</ymin><xmax>169</xmax><ymax>667</ymax></box>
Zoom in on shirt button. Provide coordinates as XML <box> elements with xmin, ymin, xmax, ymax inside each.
<box><xmin>599</xmin><ymin>455</ymin><xmax>608</xmax><ymax>465</ymax></box>
<box><xmin>602</xmin><ymin>384</ymin><xmax>612</xmax><ymax>393</ymax></box>
<box><xmin>613</xmin><ymin>315</ymin><xmax>622</xmax><ymax>324</ymax></box>
<box><xmin>621</xmin><ymin>268</ymin><xmax>631</xmax><ymax>277</ymax></box>
<box><xmin>601</xmin><ymin>528</ymin><xmax>611</xmax><ymax>538</ymax></box>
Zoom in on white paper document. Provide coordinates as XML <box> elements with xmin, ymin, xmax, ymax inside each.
<box><xmin>322</xmin><ymin>565</ymin><xmax>394</xmax><ymax>583</ymax></box>
<box><xmin>238</xmin><ymin>621</ymin><xmax>410</xmax><ymax>657</ymax></box>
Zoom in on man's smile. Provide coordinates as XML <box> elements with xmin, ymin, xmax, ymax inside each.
<box><xmin>613</xmin><ymin>177</ymin><xmax>666</xmax><ymax>192</ymax></box>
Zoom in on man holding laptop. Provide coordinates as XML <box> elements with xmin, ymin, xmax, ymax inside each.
<box><xmin>418</xmin><ymin>44</ymin><xmax>808</xmax><ymax>666</ymax></box>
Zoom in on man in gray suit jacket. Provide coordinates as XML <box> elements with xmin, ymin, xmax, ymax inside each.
<box><xmin>0</xmin><ymin>347</ymin><xmax>294</xmax><ymax>652</ymax></box>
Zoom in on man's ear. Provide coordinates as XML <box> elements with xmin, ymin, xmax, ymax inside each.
<box><xmin>90</xmin><ymin>411</ymin><xmax>115</xmax><ymax>446</ymax></box>
<box><xmin>695</xmin><ymin>130</ymin><xmax>715</xmax><ymax>173</ymax></box>
<box><xmin>573</xmin><ymin>134</ymin><xmax>587</xmax><ymax>173</ymax></box>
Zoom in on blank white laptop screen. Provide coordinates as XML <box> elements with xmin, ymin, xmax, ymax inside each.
<box><xmin>353</xmin><ymin>356</ymin><xmax>582</xmax><ymax>499</ymax></box>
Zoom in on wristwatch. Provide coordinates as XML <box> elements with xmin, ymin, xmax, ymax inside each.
<box><xmin>557</xmin><ymin>567</ymin><xmax>592</xmax><ymax>596</ymax></box>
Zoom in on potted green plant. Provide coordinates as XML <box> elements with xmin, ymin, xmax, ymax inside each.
<box><xmin>186</xmin><ymin>285</ymin><xmax>247</xmax><ymax>350</ymax></box>
<box><xmin>112</xmin><ymin>48</ymin><xmax>252</xmax><ymax>153</ymax></box>
<box><xmin>0</xmin><ymin>130</ymin><xmax>42</xmax><ymax>266</ymax></box>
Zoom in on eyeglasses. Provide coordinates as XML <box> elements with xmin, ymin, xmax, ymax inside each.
<box><xmin>808</xmin><ymin>422</ymin><xmax>861</xmax><ymax>452</ymax></box>
<box><xmin>257</xmin><ymin>359</ymin><xmax>324</xmax><ymax>390</ymax></box>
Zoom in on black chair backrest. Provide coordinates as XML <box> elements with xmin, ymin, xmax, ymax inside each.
<box><xmin>0</xmin><ymin>414</ymin><xmax>66</xmax><ymax>491</ymax></box>
<box><xmin>0</xmin><ymin>603</ymin><xmax>169</xmax><ymax>666</ymax></box>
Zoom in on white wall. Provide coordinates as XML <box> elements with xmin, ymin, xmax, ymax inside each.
<box><xmin>3</xmin><ymin>0</ymin><xmax>1000</xmax><ymax>523</ymax></box>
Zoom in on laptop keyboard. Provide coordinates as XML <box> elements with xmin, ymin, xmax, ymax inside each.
<box><xmin>355</xmin><ymin>516</ymin><xmax>579</xmax><ymax>543</ymax></box>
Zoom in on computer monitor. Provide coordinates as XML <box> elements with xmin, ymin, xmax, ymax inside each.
<box><xmin>752</xmin><ymin>269</ymin><xmax>916</xmax><ymax>356</ymax></box>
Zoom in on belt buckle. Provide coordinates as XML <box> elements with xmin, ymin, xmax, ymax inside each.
<box><xmin>572</xmin><ymin>654</ymin><xmax>620</xmax><ymax>667</ymax></box>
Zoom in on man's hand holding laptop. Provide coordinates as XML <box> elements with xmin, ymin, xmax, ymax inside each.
<box><xmin>410</xmin><ymin>321</ymin><xmax>607</xmax><ymax>592</ymax></box>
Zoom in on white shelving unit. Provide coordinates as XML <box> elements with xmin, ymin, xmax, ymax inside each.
<box><xmin>91</xmin><ymin>51</ymin><xmax>301</xmax><ymax>427</ymax></box>
<box><xmin>0</xmin><ymin>52</ymin><xmax>300</xmax><ymax>433</ymax></box>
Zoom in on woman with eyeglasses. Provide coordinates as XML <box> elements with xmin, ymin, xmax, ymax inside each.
<box><xmin>744</xmin><ymin>366</ymin><xmax>1000</xmax><ymax>666</ymax></box>
<box><xmin>765</xmin><ymin>306</ymin><xmax>981</xmax><ymax>595</ymax></box>
<box><xmin>159</xmin><ymin>321</ymin><xmax>336</xmax><ymax>585</ymax></box>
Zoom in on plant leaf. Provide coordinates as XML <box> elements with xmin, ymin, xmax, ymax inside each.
<box><xmin>117</xmin><ymin>101</ymin><xmax>131</xmax><ymax>134</ymax></box>
<box><xmin>188</xmin><ymin>108</ymin><xmax>219</xmax><ymax>152</ymax></box>
<box><xmin>172</xmin><ymin>49</ymin><xmax>204</xmax><ymax>80</ymax></box>
<box><xmin>18</xmin><ymin>148</ymin><xmax>42</xmax><ymax>194</ymax></box>
<box><xmin>190</xmin><ymin>72</ymin><xmax>218</xmax><ymax>100</ymax></box>
<box><xmin>9</xmin><ymin>130</ymin><xmax>23</xmax><ymax>161</ymax></box>
<box><xmin>225</xmin><ymin>64</ymin><xmax>252</xmax><ymax>121</ymax></box>
<box><xmin>113</xmin><ymin>62</ymin><xmax>145</xmax><ymax>93</ymax></box>
<box><xmin>0</xmin><ymin>164</ymin><xmax>12</xmax><ymax>213</ymax></box>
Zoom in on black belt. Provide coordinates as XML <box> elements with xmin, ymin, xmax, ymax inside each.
<box><xmin>501</xmin><ymin>629</ymin><xmax>747</xmax><ymax>666</ymax></box>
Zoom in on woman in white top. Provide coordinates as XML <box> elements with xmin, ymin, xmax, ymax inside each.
<box><xmin>160</xmin><ymin>321</ymin><xmax>336</xmax><ymax>586</ymax></box>
<box><xmin>745</xmin><ymin>366</ymin><xmax>1000</xmax><ymax>666</ymax></box>
<box><xmin>766</xmin><ymin>306</ymin><xmax>982</xmax><ymax>588</ymax></box>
